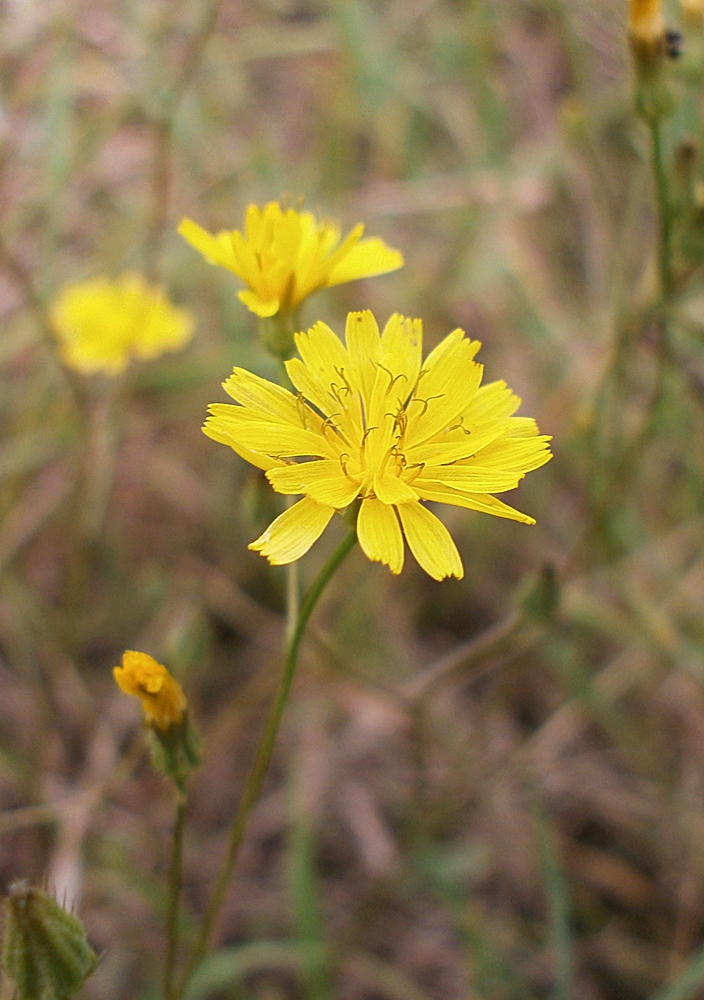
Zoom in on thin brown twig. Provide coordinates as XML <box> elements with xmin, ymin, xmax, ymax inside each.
<box><xmin>144</xmin><ymin>0</ymin><xmax>224</xmax><ymax>277</ymax></box>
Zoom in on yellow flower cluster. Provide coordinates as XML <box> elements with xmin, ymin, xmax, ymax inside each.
<box><xmin>113</xmin><ymin>651</ymin><xmax>187</xmax><ymax>732</ymax></box>
<box><xmin>179</xmin><ymin>202</ymin><xmax>403</xmax><ymax>319</ymax></box>
<box><xmin>204</xmin><ymin>311</ymin><xmax>552</xmax><ymax>580</ymax></box>
<box><xmin>51</xmin><ymin>274</ymin><xmax>194</xmax><ymax>375</ymax></box>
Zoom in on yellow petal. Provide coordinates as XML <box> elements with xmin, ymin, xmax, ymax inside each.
<box><xmin>266</xmin><ymin>460</ymin><xmax>361</xmax><ymax>507</ymax></box>
<box><xmin>202</xmin><ymin>417</ymin><xmax>284</xmax><ymax>472</ymax></box>
<box><xmin>206</xmin><ymin>405</ymin><xmax>330</xmax><ymax>458</ymax></box>
<box><xmin>222</xmin><ymin>368</ymin><xmax>301</xmax><ymax>422</ymax></box>
<box><xmin>397</xmin><ymin>502</ymin><xmax>464</xmax><ymax>580</ymax></box>
<box><xmin>465</xmin><ymin>436</ymin><xmax>553</xmax><ymax>478</ymax></box>
<box><xmin>285</xmin><ymin>357</ymin><xmax>347</xmax><ymax>428</ymax></box>
<box><xmin>406</xmin><ymin>334</ymin><xmax>483</xmax><ymax>445</ymax></box>
<box><xmin>373</xmin><ymin>471</ymin><xmax>419</xmax><ymax>504</ymax></box>
<box><xmin>405</xmin><ymin>436</ymin><xmax>493</xmax><ymax>468</ymax></box>
<box><xmin>460</xmin><ymin>380</ymin><xmax>521</xmax><ymax>431</ymax></box>
<box><xmin>345</xmin><ymin>310</ymin><xmax>382</xmax><ymax>409</ymax></box>
<box><xmin>249</xmin><ymin>497</ymin><xmax>335</xmax><ymax>564</ymax></box>
<box><xmin>178</xmin><ymin>219</ymin><xmax>235</xmax><ymax>269</ymax></box>
<box><xmin>321</xmin><ymin>223</ymin><xmax>363</xmax><ymax>274</ymax></box>
<box><xmin>288</xmin><ymin>322</ymin><xmax>364</xmax><ymax>436</ymax></box>
<box><xmin>380</xmin><ymin>314</ymin><xmax>422</xmax><ymax>405</ymax></box>
<box><xmin>293</xmin><ymin>321</ymin><xmax>351</xmax><ymax>389</ymax></box>
<box><xmin>414</xmin><ymin>464</ymin><xmax>525</xmax><ymax>493</ymax></box>
<box><xmin>357</xmin><ymin>498</ymin><xmax>404</xmax><ymax>574</ymax></box>
<box><xmin>245</xmin><ymin>203</ymin><xmax>266</xmax><ymax>244</ymax></box>
<box><xmin>412</xmin><ymin>482</ymin><xmax>536</xmax><ymax>524</ymax></box>
<box><xmin>238</xmin><ymin>289</ymin><xmax>280</xmax><ymax>317</ymax></box>
<box><xmin>424</xmin><ymin>327</ymin><xmax>479</xmax><ymax>368</ymax></box>
<box><xmin>326</xmin><ymin>237</ymin><xmax>404</xmax><ymax>286</ymax></box>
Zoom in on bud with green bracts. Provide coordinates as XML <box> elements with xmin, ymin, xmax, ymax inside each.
<box><xmin>2</xmin><ymin>882</ymin><xmax>98</xmax><ymax>1000</ymax></box>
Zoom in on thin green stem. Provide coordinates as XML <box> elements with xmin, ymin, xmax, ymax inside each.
<box><xmin>286</xmin><ymin>560</ymin><xmax>300</xmax><ymax>646</ymax></box>
<box><xmin>628</xmin><ymin>115</ymin><xmax>675</xmax><ymax>448</ymax></box>
<box><xmin>649</xmin><ymin>116</ymin><xmax>674</xmax><ymax>301</ymax></box>
<box><xmin>177</xmin><ymin>524</ymin><xmax>358</xmax><ymax>996</ymax></box>
<box><xmin>164</xmin><ymin>796</ymin><xmax>187</xmax><ymax>1000</ymax></box>
<box><xmin>579</xmin><ymin>113</ymin><xmax>676</xmax><ymax>559</ymax></box>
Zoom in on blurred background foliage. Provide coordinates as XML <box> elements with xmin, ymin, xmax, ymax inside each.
<box><xmin>3</xmin><ymin>0</ymin><xmax>704</xmax><ymax>998</ymax></box>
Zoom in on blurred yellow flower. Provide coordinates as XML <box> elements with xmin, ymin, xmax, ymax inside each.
<box><xmin>113</xmin><ymin>651</ymin><xmax>187</xmax><ymax>732</ymax></box>
<box><xmin>178</xmin><ymin>202</ymin><xmax>404</xmax><ymax>319</ymax></box>
<box><xmin>204</xmin><ymin>311</ymin><xmax>552</xmax><ymax>580</ymax></box>
<box><xmin>629</xmin><ymin>0</ymin><xmax>664</xmax><ymax>44</ymax></box>
<box><xmin>682</xmin><ymin>0</ymin><xmax>704</xmax><ymax>19</ymax></box>
<box><xmin>51</xmin><ymin>274</ymin><xmax>194</xmax><ymax>375</ymax></box>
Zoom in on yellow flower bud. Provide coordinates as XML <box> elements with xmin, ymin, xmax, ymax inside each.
<box><xmin>2</xmin><ymin>882</ymin><xmax>97</xmax><ymax>1000</ymax></box>
<box><xmin>682</xmin><ymin>0</ymin><xmax>704</xmax><ymax>19</ymax></box>
<box><xmin>113</xmin><ymin>651</ymin><xmax>187</xmax><ymax>732</ymax></box>
<box><xmin>630</xmin><ymin>0</ymin><xmax>665</xmax><ymax>45</ymax></box>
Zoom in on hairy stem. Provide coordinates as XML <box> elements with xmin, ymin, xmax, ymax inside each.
<box><xmin>177</xmin><ymin>525</ymin><xmax>358</xmax><ymax>996</ymax></box>
<box><xmin>164</xmin><ymin>796</ymin><xmax>187</xmax><ymax>1000</ymax></box>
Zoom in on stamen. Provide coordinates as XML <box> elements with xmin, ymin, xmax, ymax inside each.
<box><xmin>392</xmin><ymin>407</ymin><xmax>407</xmax><ymax>437</ymax></box>
<box><xmin>410</xmin><ymin>393</ymin><xmax>444</xmax><ymax>416</ymax></box>
<box><xmin>376</xmin><ymin>363</ymin><xmax>395</xmax><ymax>390</ymax></box>
<box><xmin>330</xmin><ymin>383</ymin><xmax>348</xmax><ymax>406</ymax></box>
<box><xmin>296</xmin><ymin>393</ymin><xmax>309</xmax><ymax>429</ymax></box>
<box><xmin>389</xmin><ymin>446</ymin><xmax>407</xmax><ymax>470</ymax></box>
<box><xmin>361</xmin><ymin>426</ymin><xmax>377</xmax><ymax>448</ymax></box>
<box><xmin>448</xmin><ymin>416</ymin><xmax>472</xmax><ymax>435</ymax></box>
<box><xmin>321</xmin><ymin>414</ymin><xmax>342</xmax><ymax>438</ymax></box>
<box><xmin>405</xmin><ymin>462</ymin><xmax>425</xmax><ymax>483</ymax></box>
<box><xmin>333</xmin><ymin>367</ymin><xmax>353</xmax><ymax>396</ymax></box>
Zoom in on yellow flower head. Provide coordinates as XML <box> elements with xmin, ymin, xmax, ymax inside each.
<box><xmin>682</xmin><ymin>0</ymin><xmax>704</xmax><ymax>20</ymax></box>
<box><xmin>178</xmin><ymin>202</ymin><xmax>404</xmax><ymax>319</ymax></box>
<box><xmin>113</xmin><ymin>651</ymin><xmax>187</xmax><ymax>732</ymax></box>
<box><xmin>51</xmin><ymin>274</ymin><xmax>195</xmax><ymax>375</ymax></box>
<box><xmin>629</xmin><ymin>0</ymin><xmax>664</xmax><ymax>45</ymax></box>
<box><xmin>204</xmin><ymin>311</ymin><xmax>552</xmax><ymax>581</ymax></box>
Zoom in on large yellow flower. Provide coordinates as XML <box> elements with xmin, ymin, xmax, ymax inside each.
<box><xmin>113</xmin><ymin>651</ymin><xmax>187</xmax><ymax>732</ymax></box>
<box><xmin>204</xmin><ymin>311</ymin><xmax>552</xmax><ymax>580</ymax></box>
<box><xmin>178</xmin><ymin>202</ymin><xmax>403</xmax><ymax>319</ymax></box>
<box><xmin>51</xmin><ymin>274</ymin><xmax>194</xmax><ymax>375</ymax></box>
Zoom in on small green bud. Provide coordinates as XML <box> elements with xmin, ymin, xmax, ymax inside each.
<box><xmin>2</xmin><ymin>882</ymin><xmax>98</xmax><ymax>1000</ymax></box>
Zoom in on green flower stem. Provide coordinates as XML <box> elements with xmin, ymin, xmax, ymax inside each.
<box><xmin>583</xmin><ymin>110</ymin><xmax>676</xmax><ymax>552</ymax></box>
<box><xmin>286</xmin><ymin>560</ymin><xmax>300</xmax><ymax>646</ymax></box>
<box><xmin>164</xmin><ymin>795</ymin><xmax>187</xmax><ymax>1000</ymax></box>
<box><xmin>635</xmin><ymin>114</ymin><xmax>675</xmax><ymax>443</ymax></box>
<box><xmin>177</xmin><ymin>524</ymin><xmax>358</xmax><ymax>996</ymax></box>
<box><xmin>649</xmin><ymin>116</ymin><xmax>674</xmax><ymax>301</ymax></box>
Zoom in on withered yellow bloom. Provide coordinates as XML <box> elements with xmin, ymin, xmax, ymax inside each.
<box><xmin>51</xmin><ymin>274</ymin><xmax>194</xmax><ymax>375</ymax></box>
<box><xmin>178</xmin><ymin>202</ymin><xmax>403</xmax><ymax>319</ymax></box>
<box><xmin>113</xmin><ymin>651</ymin><xmax>187</xmax><ymax>732</ymax></box>
<box><xmin>629</xmin><ymin>0</ymin><xmax>664</xmax><ymax>45</ymax></box>
<box><xmin>204</xmin><ymin>311</ymin><xmax>552</xmax><ymax>581</ymax></box>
